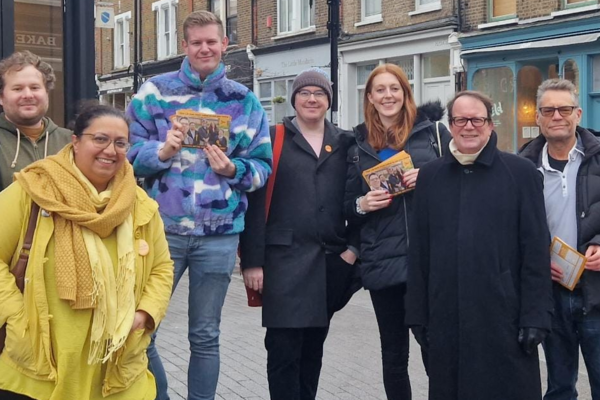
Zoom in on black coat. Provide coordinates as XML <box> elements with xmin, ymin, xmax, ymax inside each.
<box><xmin>406</xmin><ymin>132</ymin><xmax>553</xmax><ymax>400</ymax></box>
<box><xmin>520</xmin><ymin>126</ymin><xmax>600</xmax><ymax>313</ymax></box>
<box><xmin>240</xmin><ymin>117</ymin><xmax>358</xmax><ymax>328</ymax></box>
<box><xmin>344</xmin><ymin>101</ymin><xmax>451</xmax><ymax>290</ymax></box>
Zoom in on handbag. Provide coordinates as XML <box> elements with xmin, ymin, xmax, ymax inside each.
<box><xmin>244</xmin><ymin>124</ymin><xmax>285</xmax><ymax>307</ymax></box>
<box><xmin>0</xmin><ymin>202</ymin><xmax>40</xmax><ymax>353</ymax></box>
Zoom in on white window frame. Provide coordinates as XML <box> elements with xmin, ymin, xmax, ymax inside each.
<box><xmin>361</xmin><ymin>0</ymin><xmax>382</xmax><ymax>23</ymax></box>
<box><xmin>210</xmin><ymin>0</ymin><xmax>238</xmax><ymax>44</ymax></box>
<box><xmin>113</xmin><ymin>12</ymin><xmax>131</xmax><ymax>69</ymax></box>
<box><xmin>152</xmin><ymin>0</ymin><xmax>178</xmax><ymax>60</ymax></box>
<box><xmin>277</xmin><ymin>0</ymin><xmax>315</xmax><ymax>36</ymax></box>
<box><xmin>413</xmin><ymin>0</ymin><xmax>442</xmax><ymax>14</ymax></box>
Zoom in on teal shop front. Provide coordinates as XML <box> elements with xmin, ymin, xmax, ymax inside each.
<box><xmin>461</xmin><ymin>16</ymin><xmax>600</xmax><ymax>153</ymax></box>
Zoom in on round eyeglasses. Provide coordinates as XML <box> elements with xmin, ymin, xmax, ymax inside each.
<box><xmin>450</xmin><ymin>117</ymin><xmax>489</xmax><ymax>127</ymax></box>
<box><xmin>81</xmin><ymin>133</ymin><xmax>131</xmax><ymax>154</ymax></box>
<box><xmin>297</xmin><ymin>90</ymin><xmax>327</xmax><ymax>100</ymax></box>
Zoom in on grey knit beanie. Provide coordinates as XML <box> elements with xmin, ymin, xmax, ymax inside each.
<box><xmin>290</xmin><ymin>68</ymin><xmax>333</xmax><ymax>110</ymax></box>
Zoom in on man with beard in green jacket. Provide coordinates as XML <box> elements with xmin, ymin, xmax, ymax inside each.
<box><xmin>0</xmin><ymin>50</ymin><xmax>71</xmax><ymax>191</ymax></box>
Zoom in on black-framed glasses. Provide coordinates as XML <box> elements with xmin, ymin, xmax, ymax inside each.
<box><xmin>81</xmin><ymin>133</ymin><xmax>131</xmax><ymax>154</ymax></box>
<box><xmin>538</xmin><ymin>106</ymin><xmax>577</xmax><ymax>118</ymax></box>
<box><xmin>450</xmin><ymin>117</ymin><xmax>489</xmax><ymax>127</ymax></box>
<box><xmin>297</xmin><ymin>90</ymin><xmax>327</xmax><ymax>100</ymax></box>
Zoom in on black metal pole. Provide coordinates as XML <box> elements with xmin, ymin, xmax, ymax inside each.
<box><xmin>133</xmin><ymin>0</ymin><xmax>141</xmax><ymax>93</ymax></box>
<box><xmin>0</xmin><ymin>0</ymin><xmax>15</xmax><ymax>58</ymax></box>
<box><xmin>63</xmin><ymin>0</ymin><xmax>96</xmax><ymax>123</ymax></box>
<box><xmin>327</xmin><ymin>0</ymin><xmax>340</xmax><ymax>125</ymax></box>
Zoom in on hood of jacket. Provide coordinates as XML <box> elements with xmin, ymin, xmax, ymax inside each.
<box><xmin>353</xmin><ymin>100</ymin><xmax>446</xmax><ymax>142</ymax></box>
<box><xmin>519</xmin><ymin>126</ymin><xmax>600</xmax><ymax>166</ymax></box>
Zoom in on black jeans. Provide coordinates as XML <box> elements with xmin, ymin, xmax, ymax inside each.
<box><xmin>264</xmin><ymin>253</ymin><xmax>358</xmax><ymax>400</ymax></box>
<box><xmin>0</xmin><ymin>390</ymin><xmax>35</xmax><ymax>400</ymax></box>
<box><xmin>265</xmin><ymin>327</ymin><xmax>329</xmax><ymax>400</ymax></box>
<box><xmin>370</xmin><ymin>283</ymin><xmax>428</xmax><ymax>400</ymax></box>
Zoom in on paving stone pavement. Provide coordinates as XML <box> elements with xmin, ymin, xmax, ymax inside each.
<box><xmin>155</xmin><ymin>269</ymin><xmax>593</xmax><ymax>400</ymax></box>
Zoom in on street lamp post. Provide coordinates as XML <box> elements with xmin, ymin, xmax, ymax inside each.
<box><xmin>133</xmin><ymin>0</ymin><xmax>142</xmax><ymax>93</ymax></box>
<box><xmin>327</xmin><ymin>0</ymin><xmax>340</xmax><ymax>125</ymax></box>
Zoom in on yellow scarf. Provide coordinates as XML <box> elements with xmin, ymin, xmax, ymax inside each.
<box><xmin>15</xmin><ymin>144</ymin><xmax>137</xmax><ymax>363</ymax></box>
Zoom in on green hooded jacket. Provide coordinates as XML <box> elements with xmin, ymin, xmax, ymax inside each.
<box><xmin>0</xmin><ymin>113</ymin><xmax>72</xmax><ymax>191</ymax></box>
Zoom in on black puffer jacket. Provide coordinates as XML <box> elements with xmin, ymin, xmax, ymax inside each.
<box><xmin>520</xmin><ymin>126</ymin><xmax>600</xmax><ymax>313</ymax></box>
<box><xmin>344</xmin><ymin>101</ymin><xmax>451</xmax><ymax>290</ymax></box>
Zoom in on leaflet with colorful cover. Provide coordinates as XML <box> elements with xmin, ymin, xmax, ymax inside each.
<box><xmin>551</xmin><ymin>236</ymin><xmax>587</xmax><ymax>291</ymax></box>
<box><xmin>170</xmin><ymin>109</ymin><xmax>231</xmax><ymax>151</ymax></box>
<box><xmin>362</xmin><ymin>151</ymin><xmax>414</xmax><ymax>196</ymax></box>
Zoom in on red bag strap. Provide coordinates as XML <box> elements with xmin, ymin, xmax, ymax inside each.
<box><xmin>265</xmin><ymin>124</ymin><xmax>285</xmax><ymax>220</ymax></box>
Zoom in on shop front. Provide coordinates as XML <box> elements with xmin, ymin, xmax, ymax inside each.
<box><xmin>338</xmin><ymin>24</ymin><xmax>457</xmax><ymax>129</ymax></box>
<box><xmin>462</xmin><ymin>16</ymin><xmax>600</xmax><ymax>153</ymax></box>
<box><xmin>0</xmin><ymin>0</ymin><xmax>95</xmax><ymax>127</ymax></box>
<box><xmin>253</xmin><ymin>38</ymin><xmax>330</xmax><ymax>125</ymax></box>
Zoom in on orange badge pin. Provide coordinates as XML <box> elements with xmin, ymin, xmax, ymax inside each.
<box><xmin>138</xmin><ymin>239</ymin><xmax>149</xmax><ymax>256</ymax></box>
<box><xmin>325</xmin><ymin>145</ymin><xmax>332</xmax><ymax>153</ymax></box>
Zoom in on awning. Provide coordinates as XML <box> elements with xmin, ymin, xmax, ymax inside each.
<box><xmin>461</xmin><ymin>32</ymin><xmax>600</xmax><ymax>55</ymax></box>
<box><xmin>98</xmin><ymin>86</ymin><xmax>133</xmax><ymax>95</ymax></box>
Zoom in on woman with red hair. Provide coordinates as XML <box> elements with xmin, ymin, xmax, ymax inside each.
<box><xmin>344</xmin><ymin>63</ymin><xmax>450</xmax><ymax>399</ymax></box>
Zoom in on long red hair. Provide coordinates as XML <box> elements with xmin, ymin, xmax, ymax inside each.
<box><xmin>363</xmin><ymin>64</ymin><xmax>417</xmax><ymax>151</ymax></box>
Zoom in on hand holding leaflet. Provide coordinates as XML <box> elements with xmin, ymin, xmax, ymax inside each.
<box><xmin>550</xmin><ymin>237</ymin><xmax>587</xmax><ymax>291</ymax></box>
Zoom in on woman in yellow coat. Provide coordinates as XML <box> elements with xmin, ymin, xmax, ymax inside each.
<box><xmin>0</xmin><ymin>104</ymin><xmax>174</xmax><ymax>400</ymax></box>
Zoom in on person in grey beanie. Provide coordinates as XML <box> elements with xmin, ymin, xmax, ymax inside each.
<box><xmin>240</xmin><ymin>67</ymin><xmax>361</xmax><ymax>400</ymax></box>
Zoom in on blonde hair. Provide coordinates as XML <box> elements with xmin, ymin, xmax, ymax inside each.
<box><xmin>183</xmin><ymin>11</ymin><xmax>224</xmax><ymax>40</ymax></box>
<box><xmin>363</xmin><ymin>63</ymin><xmax>416</xmax><ymax>151</ymax></box>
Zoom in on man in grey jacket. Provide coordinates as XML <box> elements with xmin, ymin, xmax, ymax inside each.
<box><xmin>0</xmin><ymin>50</ymin><xmax>71</xmax><ymax>191</ymax></box>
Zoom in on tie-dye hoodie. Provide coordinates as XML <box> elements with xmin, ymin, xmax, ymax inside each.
<box><xmin>127</xmin><ymin>59</ymin><xmax>272</xmax><ymax>236</ymax></box>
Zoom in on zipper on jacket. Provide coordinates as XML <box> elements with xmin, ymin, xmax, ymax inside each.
<box><xmin>403</xmin><ymin>197</ymin><xmax>409</xmax><ymax>247</ymax></box>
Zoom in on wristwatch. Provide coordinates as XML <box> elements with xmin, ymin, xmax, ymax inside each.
<box><xmin>356</xmin><ymin>196</ymin><xmax>367</xmax><ymax>215</ymax></box>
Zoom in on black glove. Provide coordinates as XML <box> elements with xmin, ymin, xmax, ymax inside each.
<box><xmin>518</xmin><ymin>327</ymin><xmax>548</xmax><ymax>355</ymax></box>
<box><xmin>411</xmin><ymin>325</ymin><xmax>429</xmax><ymax>350</ymax></box>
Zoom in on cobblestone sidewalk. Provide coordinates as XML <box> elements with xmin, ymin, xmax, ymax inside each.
<box><xmin>155</xmin><ymin>270</ymin><xmax>591</xmax><ymax>400</ymax></box>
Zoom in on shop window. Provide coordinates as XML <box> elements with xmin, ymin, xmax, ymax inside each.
<box><xmin>14</xmin><ymin>0</ymin><xmax>64</xmax><ymax>127</ymax></box>
<box><xmin>114</xmin><ymin>12</ymin><xmax>131</xmax><ymax>69</ymax></box>
<box><xmin>210</xmin><ymin>0</ymin><xmax>237</xmax><ymax>44</ymax></box>
<box><xmin>356</xmin><ymin>63</ymin><xmax>377</xmax><ymax>124</ymax></box>
<box><xmin>517</xmin><ymin>66</ymin><xmax>542</xmax><ymax>149</ymax></box>
<box><xmin>278</xmin><ymin>0</ymin><xmax>315</xmax><ymax>34</ymax></box>
<box><xmin>416</xmin><ymin>0</ymin><xmax>441</xmax><ymax>13</ymax></box>
<box><xmin>563</xmin><ymin>59</ymin><xmax>580</xmax><ymax>94</ymax></box>
<box><xmin>489</xmin><ymin>0</ymin><xmax>516</xmax><ymax>21</ymax></box>
<box><xmin>258</xmin><ymin>78</ymin><xmax>295</xmax><ymax>125</ymax></box>
<box><xmin>388</xmin><ymin>57</ymin><xmax>415</xmax><ymax>81</ymax></box>
<box><xmin>593</xmin><ymin>55</ymin><xmax>600</xmax><ymax>92</ymax></box>
<box><xmin>548</xmin><ymin>63</ymin><xmax>560</xmax><ymax>80</ymax></box>
<box><xmin>423</xmin><ymin>52</ymin><xmax>450</xmax><ymax>79</ymax></box>
<box><xmin>153</xmin><ymin>0</ymin><xmax>178</xmax><ymax>59</ymax></box>
<box><xmin>361</xmin><ymin>0</ymin><xmax>382</xmax><ymax>22</ymax></box>
<box><xmin>472</xmin><ymin>67</ymin><xmax>515</xmax><ymax>152</ymax></box>
<box><xmin>564</xmin><ymin>0</ymin><xmax>597</xmax><ymax>9</ymax></box>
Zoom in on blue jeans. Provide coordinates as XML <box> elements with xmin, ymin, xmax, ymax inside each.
<box><xmin>543</xmin><ymin>285</ymin><xmax>600</xmax><ymax>400</ymax></box>
<box><xmin>148</xmin><ymin>233</ymin><xmax>239</xmax><ymax>400</ymax></box>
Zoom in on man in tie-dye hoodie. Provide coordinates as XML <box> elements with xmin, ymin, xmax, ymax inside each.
<box><xmin>126</xmin><ymin>10</ymin><xmax>272</xmax><ymax>400</ymax></box>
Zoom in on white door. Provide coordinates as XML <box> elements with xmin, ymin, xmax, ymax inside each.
<box><xmin>423</xmin><ymin>78</ymin><xmax>453</xmax><ymax>126</ymax></box>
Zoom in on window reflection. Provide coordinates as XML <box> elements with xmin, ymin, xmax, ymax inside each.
<box><xmin>563</xmin><ymin>59</ymin><xmax>579</xmax><ymax>95</ymax></box>
<box><xmin>472</xmin><ymin>67</ymin><xmax>515</xmax><ymax>152</ymax></box>
<box><xmin>14</xmin><ymin>0</ymin><xmax>64</xmax><ymax>127</ymax></box>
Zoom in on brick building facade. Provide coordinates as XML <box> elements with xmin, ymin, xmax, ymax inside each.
<box><xmin>457</xmin><ymin>0</ymin><xmax>600</xmax><ymax>152</ymax></box>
